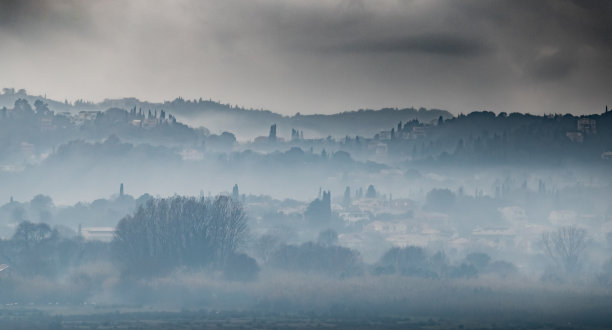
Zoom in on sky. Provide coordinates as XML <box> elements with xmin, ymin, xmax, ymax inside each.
<box><xmin>0</xmin><ymin>0</ymin><xmax>611</xmax><ymax>116</ymax></box>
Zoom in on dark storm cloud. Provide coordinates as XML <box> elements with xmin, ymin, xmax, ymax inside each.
<box><xmin>329</xmin><ymin>33</ymin><xmax>490</xmax><ymax>57</ymax></box>
<box><xmin>0</xmin><ymin>0</ymin><xmax>47</xmax><ymax>26</ymax></box>
<box><xmin>567</xmin><ymin>0</ymin><xmax>612</xmax><ymax>45</ymax></box>
<box><xmin>0</xmin><ymin>0</ymin><xmax>611</xmax><ymax>115</ymax></box>
<box><xmin>0</xmin><ymin>0</ymin><xmax>90</xmax><ymax>38</ymax></box>
<box><xmin>526</xmin><ymin>52</ymin><xmax>578</xmax><ymax>81</ymax></box>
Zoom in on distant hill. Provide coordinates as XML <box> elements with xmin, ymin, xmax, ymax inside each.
<box><xmin>0</xmin><ymin>88</ymin><xmax>73</xmax><ymax>113</ymax></box>
<box><xmin>0</xmin><ymin>89</ymin><xmax>453</xmax><ymax>140</ymax></box>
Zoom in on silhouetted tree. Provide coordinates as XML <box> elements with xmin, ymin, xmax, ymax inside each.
<box><xmin>30</xmin><ymin>194</ymin><xmax>53</xmax><ymax>212</ymax></box>
<box><xmin>223</xmin><ymin>253</ymin><xmax>259</xmax><ymax>281</ymax></box>
<box><xmin>450</xmin><ymin>263</ymin><xmax>478</xmax><ymax>279</ymax></box>
<box><xmin>541</xmin><ymin>226</ymin><xmax>588</xmax><ymax>275</ymax></box>
<box><xmin>34</xmin><ymin>99</ymin><xmax>51</xmax><ymax>116</ymax></box>
<box><xmin>3</xmin><ymin>221</ymin><xmax>61</xmax><ymax>276</ymax></box>
<box><xmin>331</xmin><ymin>150</ymin><xmax>352</xmax><ymax>163</ymax></box>
<box><xmin>343</xmin><ymin>186</ymin><xmax>351</xmax><ymax>206</ymax></box>
<box><xmin>232</xmin><ymin>184</ymin><xmax>240</xmax><ymax>201</ymax></box>
<box><xmin>268</xmin><ymin>124</ymin><xmax>277</xmax><ymax>141</ymax></box>
<box><xmin>270</xmin><ymin>242</ymin><xmax>362</xmax><ymax>277</ymax></box>
<box><xmin>425</xmin><ymin>188</ymin><xmax>455</xmax><ymax>212</ymax></box>
<box><xmin>112</xmin><ymin>195</ymin><xmax>248</xmax><ymax>277</ymax></box>
<box><xmin>305</xmin><ymin>191</ymin><xmax>331</xmax><ymax>224</ymax></box>
<box><xmin>375</xmin><ymin>246</ymin><xmax>434</xmax><ymax>277</ymax></box>
<box><xmin>14</xmin><ymin>99</ymin><xmax>34</xmax><ymax>115</ymax></box>
<box><xmin>465</xmin><ymin>252</ymin><xmax>491</xmax><ymax>271</ymax></box>
<box><xmin>365</xmin><ymin>185</ymin><xmax>377</xmax><ymax>198</ymax></box>
<box><xmin>12</xmin><ymin>221</ymin><xmax>56</xmax><ymax>248</ymax></box>
<box><xmin>317</xmin><ymin>229</ymin><xmax>339</xmax><ymax>247</ymax></box>
<box><xmin>486</xmin><ymin>260</ymin><xmax>518</xmax><ymax>278</ymax></box>
<box><xmin>254</xmin><ymin>234</ymin><xmax>281</xmax><ymax>264</ymax></box>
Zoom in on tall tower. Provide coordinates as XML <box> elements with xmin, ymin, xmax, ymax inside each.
<box><xmin>120</xmin><ymin>183</ymin><xmax>124</xmax><ymax>197</ymax></box>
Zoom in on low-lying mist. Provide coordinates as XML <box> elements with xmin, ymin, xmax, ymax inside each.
<box><xmin>1</xmin><ymin>94</ymin><xmax>611</xmax><ymax>328</ymax></box>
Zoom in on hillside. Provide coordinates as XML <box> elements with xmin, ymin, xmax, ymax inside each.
<box><xmin>0</xmin><ymin>89</ymin><xmax>453</xmax><ymax>139</ymax></box>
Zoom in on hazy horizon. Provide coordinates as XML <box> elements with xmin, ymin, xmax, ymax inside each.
<box><xmin>3</xmin><ymin>87</ymin><xmax>610</xmax><ymax>117</ymax></box>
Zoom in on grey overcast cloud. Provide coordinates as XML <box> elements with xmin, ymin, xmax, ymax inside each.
<box><xmin>1</xmin><ymin>0</ymin><xmax>611</xmax><ymax>115</ymax></box>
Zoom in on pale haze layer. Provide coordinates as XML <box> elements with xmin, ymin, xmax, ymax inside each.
<box><xmin>0</xmin><ymin>0</ymin><xmax>611</xmax><ymax>115</ymax></box>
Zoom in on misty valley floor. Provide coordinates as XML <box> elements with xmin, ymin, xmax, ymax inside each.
<box><xmin>3</xmin><ymin>286</ymin><xmax>612</xmax><ymax>330</ymax></box>
<box><xmin>3</xmin><ymin>271</ymin><xmax>612</xmax><ymax>329</ymax></box>
<box><xmin>1</xmin><ymin>307</ymin><xmax>609</xmax><ymax>330</ymax></box>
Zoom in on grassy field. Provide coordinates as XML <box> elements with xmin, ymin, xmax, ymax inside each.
<box><xmin>3</xmin><ymin>273</ymin><xmax>612</xmax><ymax>329</ymax></box>
<box><xmin>1</xmin><ymin>303</ymin><xmax>611</xmax><ymax>330</ymax></box>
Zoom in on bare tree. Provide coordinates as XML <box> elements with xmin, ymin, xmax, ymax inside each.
<box><xmin>112</xmin><ymin>195</ymin><xmax>248</xmax><ymax>276</ymax></box>
<box><xmin>541</xmin><ymin>226</ymin><xmax>587</xmax><ymax>274</ymax></box>
<box><xmin>254</xmin><ymin>234</ymin><xmax>280</xmax><ymax>264</ymax></box>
